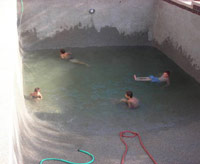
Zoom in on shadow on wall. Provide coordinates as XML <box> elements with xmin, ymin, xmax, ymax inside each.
<box><xmin>19</xmin><ymin>24</ymin><xmax>149</xmax><ymax>51</ymax></box>
<box><xmin>154</xmin><ymin>37</ymin><xmax>200</xmax><ymax>83</ymax></box>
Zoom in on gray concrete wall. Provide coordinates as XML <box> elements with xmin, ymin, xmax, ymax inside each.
<box><xmin>152</xmin><ymin>0</ymin><xmax>200</xmax><ymax>82</ymax></box>
<box><xmin>18</xmin><ymin>0</ymin><xmax>200</xmax><ymax>83</ymax></box>
<box><xmin>18</xmin><ymin>0</ymin><xmax>155</xmax><ymax>50</ymax></box>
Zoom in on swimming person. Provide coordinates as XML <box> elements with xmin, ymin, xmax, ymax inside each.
<box><xmin>30</xmin><ymin>87</ymin><xmax>43</xmax><ymax>100</ymax></box>
<box><xmin>60</xmin><ymin>49</ymin><xmax>89</xmax><ymax>67</ymax></box>
<box><xmin>133</xmin><ymin>71</ymin><xmax>170</xmax><ymax>87</ymax></box>
<box><xmin>60</xmin><ymin>49</ymin><xmax>72</xmax><ymax>59</ymax></box>
<box><xmin>120</xmin><ymin>91</ymin><xmax>139</xmax><ymax>109</ymax></box>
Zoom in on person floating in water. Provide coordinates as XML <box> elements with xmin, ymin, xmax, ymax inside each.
<box><xmin>30</xmin><ymin>87</ymin><xmax>43</xmax><ymax>100</ymax></box>
<box><xmin>120</xmin><ymin>91</ymin><xmax>139</xmax><ymax>109</ymax></box>
<box><xmin>60</xmin><ymin>49</ymin><xmax>89</xmax><ymax>67</ymax></box>
<box><xmin>133</xmin><ymin>71</ymin><xmax>170</xmax><ymax>87</ymax></box>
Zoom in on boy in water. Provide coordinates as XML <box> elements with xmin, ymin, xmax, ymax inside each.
<box><xmin>120</xmin><ymin>91</ymin><xmax>139</xmax><ymax>109</ymax></box>
<box><xmin>60</xmin><ymin>49</ymin><xmax>89</xmax><ymax>67</ymax></box>
<box><xmin>30</xmin><ymin>87</ymin><xmax>43</xmax><ymax>100</ymax></box>
<box><xmin>60</xmin><ymin>49</ymin><xmax>72</xmax><ymax>59</ymax></box>
<box><xmin>133</xmin><ymin>71</ymin><xmax>170</xmax><ymax>87</ymax></box>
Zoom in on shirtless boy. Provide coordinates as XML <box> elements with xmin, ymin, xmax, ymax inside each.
<box><xmin>60</xmin><ymin>49</ymin><xmax>89</xmax><ymax>67</ymax></box>
<box><xmin>120</xmin><ymin>91</ymin><xmax>139</xmax><ymax>109</ymax></box>
<box><xmin>30</xmin><ymin>87</ymin><xmax>43</xmax><ymax>100</ymax></box>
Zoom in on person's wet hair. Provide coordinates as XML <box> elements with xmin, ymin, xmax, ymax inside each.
<box><xmin>126</xmin><ymin>91</ymin><xmax>133</xmax><ymax>98</ymax></box>
<box><xmin>34</xmin><ymin>87</ymin><xmax>40</xmax><ymax>92</ymax></box>
<box><xmin>164</xmin><ymin>71</ymin><xmax>170</xmax><ymax>76</ymax></box>
<box><xmin>60</xmin><ymin>49</ymin><xmax>65</xmax><ymax>54</ymax></box>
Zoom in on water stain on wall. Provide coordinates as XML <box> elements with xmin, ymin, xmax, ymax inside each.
<box><xmin>154</xmin><ymin>37</ymin><xmax>200</xmax><ymax>83</ymax></box>
<box><xmin>19</xmin><ymin>24</ymin><xmax>149</xmax><ymax>51</ymax></box>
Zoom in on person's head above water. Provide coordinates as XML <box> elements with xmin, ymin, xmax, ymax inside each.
<box><xmin>60</xmin><ymin>49</ymin><xmax>66</xmax><ymax>54</ymax></box>
<box><xmin>34</xmin><ymin>87</ymin><xmax>40</xmax><ymax>92</ymax></box>
<box><xmin>125</xmin><ymin>91</ymin><xmax>133</xmax><ymax>98</ymax></box>
<box><xmin>163</xmin><ymin>71</ymin><xmax>170</xmax><ymax>78</ymax></box>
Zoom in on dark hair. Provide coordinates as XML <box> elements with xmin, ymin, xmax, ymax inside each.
<box><xmin>60</xmin><ymin>49</ymin><xmax>65</xmax><ymax>54</ymax></box>
<box><xmin>34</xmin><ymin>88</ymin><xmax>40</xmax><ymax>92</ymax></box>
<box><xmin>164</xmin><ymin>71</ymin><xmax>170</xmax><ymax>76</ymax></box>
<box><xmin>126</xmin><ymin>91</ymin><xmax>133</xmax><ymax>98</ymax></box>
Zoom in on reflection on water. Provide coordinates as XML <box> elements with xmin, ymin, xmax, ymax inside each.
<box><xmin>23</xmin><ymin>46</ymin><xmax>200</xmax><ymax>134</ymax></box>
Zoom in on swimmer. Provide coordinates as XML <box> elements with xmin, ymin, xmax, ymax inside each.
<box><xmin>60</xmin><ymin>49</ymin><xmax>89</xmax><ymax>67</ymax></box>
<box><xmin>60</xmin><ymin>49</ymin><xmax>72</xmax><ymax>59</ymax></box>
<box><xmin>120</xmin><ymin>91</ymin><xmax>139</xmax><ymax>109</ymax></box>
<box><xmin>30</xmin><ymin>87</ymin><xmax>42</xmax><ymax>100</ymax></box>
<box><xmin>133</xmin><ymin>71</ymin><xmax>170</xmax><ymax>87</ymax></box>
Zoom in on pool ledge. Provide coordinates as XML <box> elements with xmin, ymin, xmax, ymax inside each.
<box><xmin>171</xmin><ymin>0</ymin><xmax>193</xmax><ymax>9</ymax></box>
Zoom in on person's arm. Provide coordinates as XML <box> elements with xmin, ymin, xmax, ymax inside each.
<box><xmin>162</xmin><ymin>79</ymin><xmax>170</xmax><ymax>88</ymax></box>
<box><xmin>120</xmin><ymin>98</ymin><xmax>127</xmax><ymax>103</ymax></box>
<box><xmin>60</xmin><ymin>54</ymin><xmax>64</xmax><ymax>59</ymax></box>
<box><xmin>167</xmin><ymin>79</ymin><xmax>170</xmax><ymax>86</ymax></box>
<box><xmin>38</xmin><ymin>93</ymin><xmax>43</xmax><ymax>99</ymax></box>
<box><xmin>30</xmin><ymin>93</ymin><xmax>34</xmax><ymax>97</ymax></box>
<box><xmin>166</xmin><ymin>79</ymin><xmax>170</xmax><ymax>87</ymax></box>
<box><xmin>127</xmin><ymin>101</ymin><xmax>132</xmax><ymax>108</ymax></box>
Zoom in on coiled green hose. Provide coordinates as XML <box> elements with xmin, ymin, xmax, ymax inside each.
<box><xmin>40</xmin><ymin>149</ymin><xmax>95</xmax><ymax>164</ymax></box>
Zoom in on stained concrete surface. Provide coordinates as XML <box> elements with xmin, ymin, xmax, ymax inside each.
<box><xmin>153</xmin><ymin>0</ymin><xmax>200</xmax><ymax>83</ymax></box>
<box><xmin>20</xmin><ymin>25</ymin><xmax>148</xmax><ymax>51</ymax></box>
<box><xmin>18</xmin><ymin>0</ymin><xmax>155</xmax><ymax>50</ymax></box>
<box><xmin>14</xmin><ymin>1</ymin><xmax>200</xmax><ymax>164</ymax></box>
<box><xmin>154</xmin><ymin>37</ymin><xmax>200</xmax><ymax>83</ymax></box>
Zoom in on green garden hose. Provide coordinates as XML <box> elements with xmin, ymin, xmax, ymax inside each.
<box><xmin>40</xmin><ymin>149</ymin><xmax>95</xmax><ymax>164</ymax></box>
<box><xmin>20</xmin><ymin>0</ymin><xmax>24</xmax><ymax>13</ymax></box>
<box><xmin>19</xmin><ymin>0</ymin><xmax>24</xmax><ymax>26</ymax></box>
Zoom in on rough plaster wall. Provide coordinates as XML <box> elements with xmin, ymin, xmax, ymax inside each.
<box><xmin>152</xmin><ymin>1</ymin><xmax>200</xmax><ymax>82</ymax></box>
<box><xmin>18</xmin><ymin>0</ymin><xmax>155</xmax><ymax>50</ymax></box>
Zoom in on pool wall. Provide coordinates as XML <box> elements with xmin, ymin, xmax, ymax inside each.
<box><xmin>14</xmin><ymin>1</ymin><xmax>200</xmax><ymax>163</ymax></box>
<box><xmin>18</xmin><ymin>0</ymin><xmax>155</xmax><ymax>50</ymax></box>
<box><xmin>152</xmin><ymin>0</ymin><xmax>200</xmax><ymax>82</ymax></box>
<box><xmin>19</xmin><ymin>0</ymin><xmax>200</xmax><ymax>83</ymax></box>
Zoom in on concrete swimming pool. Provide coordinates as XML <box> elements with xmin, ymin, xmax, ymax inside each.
<box><xmin>0</xmin><ymin>0</ymin><xmax>199</xmax><ymax>164</ymax></box>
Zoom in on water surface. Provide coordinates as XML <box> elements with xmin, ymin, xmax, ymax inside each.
<box><xmin>23</xmin><ymin>46</ymin><xmax>200</xmax><ymax>135</ymax></box>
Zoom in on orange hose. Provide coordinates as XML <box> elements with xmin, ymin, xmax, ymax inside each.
<box><xmin>119</xmin><ymin>130</ymin><xmax>158</xmax><ymax>164</ymax></box>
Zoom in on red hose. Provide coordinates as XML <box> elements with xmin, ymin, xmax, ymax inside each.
<box><xmin>119</xmin><ymin>130</ymin><xmax>158</xmax><ymax>164</ymax></box>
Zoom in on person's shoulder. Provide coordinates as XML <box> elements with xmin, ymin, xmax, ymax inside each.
<box><xmin>132</xmin><ymin>97</ymin><xmax>139</xmax><ymax>101</ymax></box>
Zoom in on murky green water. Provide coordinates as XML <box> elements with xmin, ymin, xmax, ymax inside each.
<box><xmin>23</xmin><ymin>46</ymin><xmax>200</xmax><ymax>135</ymax></box>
